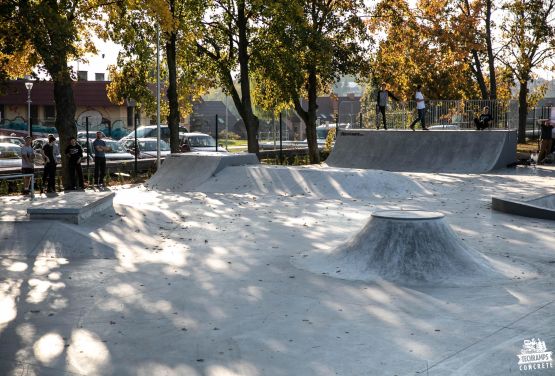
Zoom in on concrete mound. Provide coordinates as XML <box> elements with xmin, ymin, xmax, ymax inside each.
<box><xmin>294</xmin><ymin>210</ymin><xmax>517</xmax><ymax>286</ymax></box>
<box><xmin>194</xmin><ymin>165</ymin><xmax>426</xmax><ymax>199</ymax></box>
<box><xmin>326</xmin><ymin>129</ymin><xmax>517</xmax><ymax>173</ymax></box>
<box><xmin>145</xmin><ymin>152</ymin><xmax>259</xmax><ymax>192</ymax></box>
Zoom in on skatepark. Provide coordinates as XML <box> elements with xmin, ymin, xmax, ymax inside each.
<box><xmin>1</xmin><ymin>130</ymin><xmax>555</xmax><ymax>376</ymax></box>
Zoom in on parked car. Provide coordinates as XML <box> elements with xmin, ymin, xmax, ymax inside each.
<box><xmin>119</xmin><ymin>125</ymin><xmax>189</xmax><ymax>143</ymax></box>
<box><xmin>79</xmin><ymin>138</ymin><xmax>135</xmax><ymax>161</ymax></box>
<box><xmin>0</xmin><ymin>135</ymin><xmax>25</xmax><ymax>147</ymax></box>
<box><xmin>0</xmin><ymin>142</ymin><xmax>22</xmax><ymax>168</ymax></box>
<box><xmin>32</xmin><ymin>138</ymin><xmax>61</xmax><ymax>165</ymax></box>
<box><xmin>178</xmin><ymin>132</ymin><xmax>222</xmax><ymax>152</ymax></box>
<box><xmin>76</xmin><ymin>130</ymin><xmax>106</xmax><ymax>140</ymax></box>
<box><xmin>120</xmin><ymin>138</ymin><xmax>172</xmax><ymax>159</ymax></box>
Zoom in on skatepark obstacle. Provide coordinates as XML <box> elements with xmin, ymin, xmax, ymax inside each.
<box><xmin>326</xmin><ymin>129</ymin><xmax>517</xmax><ymax>173</ymax></box>
<box><xmin>327</xmin><ymin>210</ymin><xmax>499</xmax><ymax>285</ymax></box>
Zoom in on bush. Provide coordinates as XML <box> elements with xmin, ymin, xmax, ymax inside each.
<box><xmin>218</xmin><ymin>130</ymin><xmax>241</xmax><ymax>140</ymax></box>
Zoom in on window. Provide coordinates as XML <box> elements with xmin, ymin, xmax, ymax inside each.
<box><xmin>77</xmin><ymin>71</ymin><xmax>88</xmax><ymax>81</ymax></box>
<box><xmin>95</xmin><ymin>73</ymin><xmax>105</xmax><ymax>81</ymax></box>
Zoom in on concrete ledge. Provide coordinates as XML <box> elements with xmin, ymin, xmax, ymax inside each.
<box><xmin>27</xmin><ymin>191</ymin><xmax>115</xmax><ymax>224</ymax></box>
<box><xmin>492</xmin><ymin>194</ymin><xmax>555</xmax><ymax>220</ymax></box>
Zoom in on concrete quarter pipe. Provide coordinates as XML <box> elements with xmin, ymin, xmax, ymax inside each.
<box><xmin>326</xmin><ymin>129</ymin><xmax>517</xmax><ymax>173</ymax></box>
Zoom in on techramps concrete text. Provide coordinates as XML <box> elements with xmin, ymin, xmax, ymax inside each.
<box><xmin>145</xmin><ymin>152</ymin><xmax>259</xmax><ymax>191</ymax></box>
<box><xmin>326</xmin><ymin>129</ymin><xmax>517</xmax><ymax>173</ymax></box>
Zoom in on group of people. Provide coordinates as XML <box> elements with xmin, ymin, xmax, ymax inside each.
<box><xmin>375</xmin><ymin>83</ymin><xmax>429</xmax><ymax>131</ymax></box>
<box><xmin>375</xmin><ymin>83</ymin><xmax>493</xmax><ymax>131</ymax></box>
<box><xmin>20</xmin><ymin>131</ymin><xmax>110</xmax><ymax>195</ymax></box>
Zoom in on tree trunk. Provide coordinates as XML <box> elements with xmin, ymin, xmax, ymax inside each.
<box><xmin>485</xmin><ymin>0</ymin><xmax>497</xmax><ymax>99</ymax></box>
<box><xmin>166</xmin><ymin>31</ymin><xmax>181</xmax><ymax>153</ymax></box>
<box><xmin>471</xmin><ymin>49</ymin><xmax>489</xmax><ymax>99</ymax></box>
<box><xmin>236</xmin><ymin>1</ymin><xmax>259</xmax><ymax>154</ymax></box>
<box><xmin>51</xmin><ymin>69</ymin><xmax>76</xmax><ymax>189</ymax></box>
<box><xmin>517</xmin><ymin>81</ymin><xmax>528</xmax><ymax>143</ymax></box>
<box><xmin>293</xmin><ymin>69</ymin><xmax>319</xmax><ymax>164</ymax></box>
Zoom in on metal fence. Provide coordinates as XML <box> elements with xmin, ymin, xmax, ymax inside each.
<box><xmin>360</xmin><ymin>100</ymin><xmax>516</xmax><ymax>130</ymax></box>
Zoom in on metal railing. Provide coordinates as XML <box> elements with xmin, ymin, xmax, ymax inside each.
<box><xmin>0</xmin><ymin>173</ymin><xmax>35</xmax><ymax>199</ymax></box>
<box><xmin>360</xmin><ymin>100</ymin><xmax>516</xmax><ymax>130</ymax></box>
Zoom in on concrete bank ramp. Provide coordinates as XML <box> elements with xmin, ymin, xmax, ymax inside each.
<box><xmin>145</xmin><ymin>152</ymin><xmax>259</xmax><ymax>192</ymax></box>
<box><xmin>195</xmin><ymin>165</ymin><xmax>426</xmax><ymax>199</ymax></box>
<box><xmin>326</xmin><ymin>129</ymin><xmax>517</xmax><ymax>173</ymax></box>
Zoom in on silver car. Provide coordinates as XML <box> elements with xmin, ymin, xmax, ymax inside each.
<box><xmin>0</xmin><ymin>142</ymin><xmax>22</xmax><ymax>168</ymax></box>
<box><xmin>120</xmin><ymin>138</ymin><xmax>172</xmax><ymax>159</ymax></box>
<box><xmin>79</xmin><ymin>138</ymin><xmax>135</xmax><ymax>161</ymax></box>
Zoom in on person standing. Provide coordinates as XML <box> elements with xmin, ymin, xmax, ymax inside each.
<box><xmin>41</xmin><ymin>134</ymin><xmax>57</xmax><ymax>193</ymax></box>
<box><xmin>65</xmin><ymin>137</ymin><xmax>84</xmax><ymax>190</ymax></box>
<box><xmin>92</xmin><ymin>131</ymin><xmax>109</xmax><ymax>187</ymax></box>
<box><xmin>409</xmin><ymin>85</ymin><xmax>429</xmax><ymax>131</ymax></box>
<box><xmin>21</xmin><ymin>136</ymin><xmax>35</xmax><ymax>195</ymax></box>
<box><xmin>474</xmin><ymin>106</ymin><xmax>493</xmax><ymax>130</ymax></box>
<box><xmin>538</xmin><ymin>119</ymin><xmax>553</xmax><ymax>165</ymax></box>
<box><xmin>376</xmin><ymin>83</ymin><xmax>399</xmax><ymax>130</ymax></box>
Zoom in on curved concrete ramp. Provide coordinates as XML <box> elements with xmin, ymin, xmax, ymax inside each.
<box><xmin>492</xmin><ymin>194</ymin><xmax>555</xmax><ymax>220</ymax></box>
<box><xmin>194</xmin><ymin>165</ymin><xmax>426</xmax><ymax>199</ymax></box>
<box><xmin>146</xmin><ymin>152</ymin><xmax>259</xmax><ymax>192</ymax></box>
<box><xmin>326</xmin><ymin>129</ymin><xmax>517</xmax><ymax>173</ymax></box>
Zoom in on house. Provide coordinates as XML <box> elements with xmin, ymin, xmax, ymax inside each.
<box><xmin>0</xmin><ymin>80</ymin><xmax>148</xmax><ymax>139</ymax></box>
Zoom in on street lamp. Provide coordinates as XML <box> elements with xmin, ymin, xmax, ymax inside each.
<box><xmin>25</xmin><ymin>80</ymin><xmax>33</xmax><ymax>138</ymax></box>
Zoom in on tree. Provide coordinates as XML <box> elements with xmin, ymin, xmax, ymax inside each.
<box><xmin>194</xmin><ymin>0</ymin><xmax>268</xmax><ymax>154</ymax></box>
<box><xmin>368</xmin><ymin>0</ymin><xmax>480</xmax><ymax>100</ymax></box>
<box><xmin>105</xmin><ymin>0</ymin><xmax>210</xmax><ymax>152</ymax></box>
<box><xmin>0</xmin><ymin>0</ymin><xmax>109</xmax><ymax>187</ymax></box>
<box><xmin>499</xmin><ymin>0</ymin><xmax>555</xmax><ymax>143</ymax></box>
<box><xmin>254</xmin><ymin>0</ymin><xmax>369</xmax><ymax>164</ymax></box>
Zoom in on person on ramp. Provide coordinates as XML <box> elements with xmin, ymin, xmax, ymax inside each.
<box><xmin>409</xmin><ymin>85</ymin><xmax>428</xmax><ymax>131</ymax></box>
<box><xmin>376</xmin><ymin>83</ymin><xmax>399</xmax><ymax>130</ymax></box>
<box><xmin>474</xmin><ymin>106</ymin><xmax>493</xmax><ymax>130</ymax></box>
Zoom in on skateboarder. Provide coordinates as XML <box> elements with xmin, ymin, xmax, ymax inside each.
<box><xmin>409</xmin><ymin>85</ymin><xmax>428</xmax><ymax>131</ymax></box>
<box><xmin>376</xmin><ymin>83</ymin><xmax>399</xmax><ymax>130</ymax></box>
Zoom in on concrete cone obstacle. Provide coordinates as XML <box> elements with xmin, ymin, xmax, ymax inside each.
<box><xmin>330</xmin><ymin>210</ymin><xmax>499</xmax><ymax>285</ymax></box>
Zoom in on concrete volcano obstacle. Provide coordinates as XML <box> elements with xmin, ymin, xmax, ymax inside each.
<box><xmin>297</xmin><ymin>210</ymin><xmax>504</xmax><ymax>286</ymax></box>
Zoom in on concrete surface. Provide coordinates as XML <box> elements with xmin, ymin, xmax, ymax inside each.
<box><xmin>326</xmin><ymin>129</ymin><xmax>518</xmax><ymax>173</ymax></box>
<box><xmin>27</xmin><ymin>191</ymin><xmax>115</xmax><ymax>224</ymax></box>
<box><xmin>1</xmin><ymin>163</ymin><xmax>555</xmax><ymax>376</ymax></box>
<box><xmin>492</xmin><ymin>194</ymin><xmax>555</xmax><ymax>220</ymax></box>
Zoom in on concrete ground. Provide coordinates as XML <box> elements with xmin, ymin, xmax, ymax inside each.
<box><xmin>1</xmin><ymin>164</ymin><xmax>555</xmax><ymax>376</ymax></box>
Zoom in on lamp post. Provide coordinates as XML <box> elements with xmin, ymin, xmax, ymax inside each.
<box><xmin>126</xmin><ymin>98</ymin><xmax>137</xmax><ymax>176</ymax></box>
<box><xmin>25</xmin><ymin>81</ymin><xmax>33</xmax><ymax>138</ymax></box>
<box><xmin>156</xmin><ymin>24</ymin><xmax>161</xmax><ymax>169</ymax></box>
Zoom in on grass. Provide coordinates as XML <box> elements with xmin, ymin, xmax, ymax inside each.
<box><xmin>517</xmin><ymin>140</ymin><xmax>540</xmax><ymax>154</ymax></box>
